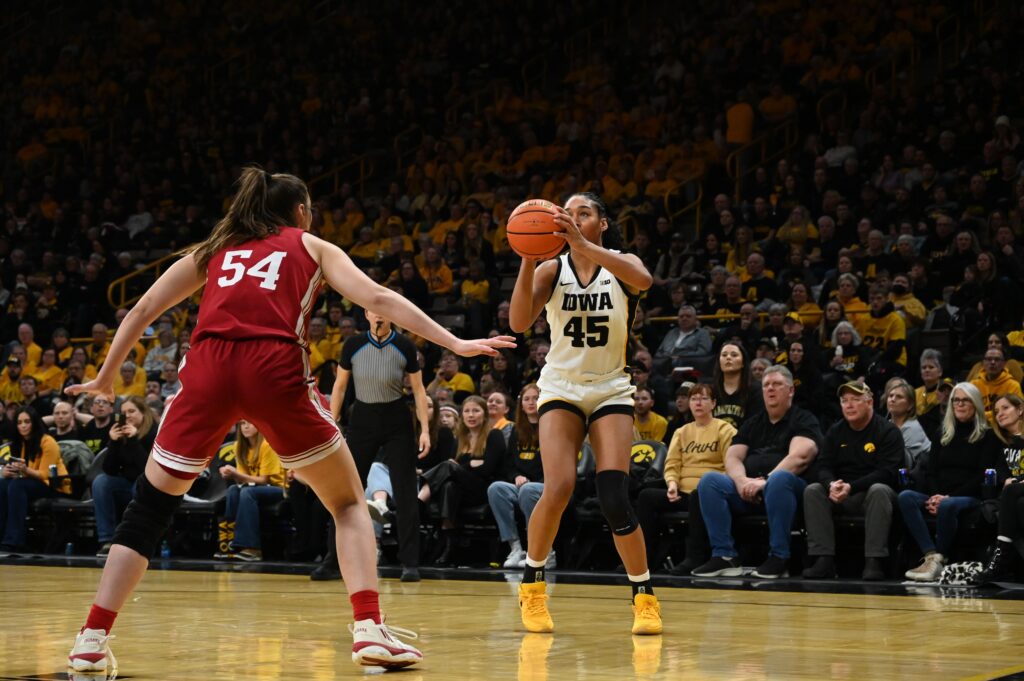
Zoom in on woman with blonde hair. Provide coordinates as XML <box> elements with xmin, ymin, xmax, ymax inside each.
<box><xmin>418</xmin><ymin>395</ymin><xmax>505</xmax><ymax>564</ymax></box>
<box><xmin>215</xmin><ymin>419</ymin><xmax>287</xmax><ymax>562</ymax></box>
<box><xmin>980</xmin><ymin>394</ymin><xmax>1024</xmax><ymax>582</ymax></box>
<box><xmin>898</xmin><ymin>383</ymin><xmax>1008</xmax><ymax>581</ymax></box>
<box><xmin>883</xmin><ymin>378</ymin><xmax>931</xmax><ymax>469</ymax></box>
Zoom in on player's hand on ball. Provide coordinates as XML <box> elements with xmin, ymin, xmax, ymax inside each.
<box><xmin>551</xmin><ymin>208</ymin><xmax>586</xmax><ymax>251</ymax></box>
<box><xmin>453</xmin><ymin>335</ymin><xmax>517</xmax><ymax>358</ymax></box>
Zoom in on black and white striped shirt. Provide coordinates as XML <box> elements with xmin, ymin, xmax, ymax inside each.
<box><xmin>340</xmin><ymin>330</ymin><xmax>420</xmax><ymax>404</ymax></box>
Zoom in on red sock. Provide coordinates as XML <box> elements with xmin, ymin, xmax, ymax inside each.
<box><xmin>349</xmin><ymin>590</ymin><xmax>381</xmax><ymax>624</ymax></box>
<box><xmin>84</xmin><ymin>604</ymin><xmax>118</xmax><ymax>634</ymax></box>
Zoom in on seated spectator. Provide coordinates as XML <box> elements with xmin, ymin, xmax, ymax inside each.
<box><xmin>785</xmin><ymin>340</ymin><xmax>823</xmax><ymax>421</ymax></box>
<box><xmin>0</xmin><ymin>358</ymin><xmax>25</xmax><ymax>404</ymax></box>
<box><xmin>486</xmin><ymin>384</ymin><xmax>549</xmax><ymax>568</ymax></box>
<box><xmin>79</xmin><ymin>396</ymin><xmax>115</xmax><ymax>455</ymax></box>
<box><xmin>520</xmin><ymin>340</ymin><xmax>549</xmax><ymax>386</ymax></box>
<box><xmin>915</xmin><ymin>349</ymin><xmax>948</xmax><ymax>420</ymax></box>
<box><xmin>889</xmin><ymin>273</ymin><xmax>927</xmax><ymax>330</ymax></box>
<box><xmin>419</xmin><ymin>244</ymin><xmax>454</xmax><ymax>297</ymax></box>
<box><xmin>159</xmin><ymin>362</ymin><xmax>181</xmax><ymax>398</ymax></box>
<box><xmin>653</xmin><ymin>305</ymin><xmax>712</xmax><ymax>371</ymax></box>
<box><xmin>855</xmin><ymin>283</ymin><xmax>908</xmax><ymax>378</ymax></box>
<box><xmin>633</xmin><ymin>386</ymin><xmax>667</xmax><ymax>442</ymax></box>
<box><xmin>980</xmin><ymin>394</ymin><xmax>1024</xmax><ymax>582</ymax></box>
<box><xmin>143</xmin><ymin>328</ymin><xmax>178</xmax><ymax>377</ymax></box>
<box><xmin>663</xmin><ymin>383</ymin><xmax>694</xmax><ymax>445</ymax></box>
<box><xmin>479</xmin><ymin>350</ymin><xmax>520</xmax><ymax>399</ymax></box>
<box><xmin>0</xmin><ymin>407</ymin><xmax>69</xmax><ymax>551</ymax></box>
<box><xmin>636</xmin><ymin>384</ymin><xmax>735</xmax><ymax>572</ymax></box>
<box><xmin>815</xmin><ymin>300</ymin><xmax>846</xmax><ymax>352</ymax></box>
<box><xmin>899</xmin><ymin>383</ymin><xmax>1007</xmax><ymax>581</ymax></box>
<box><xmin>802</xmin><ymin>381</ymin><xmax>901</xmax><ymax>580</ymax></box>
<box><xmin>883</xmin><ymin>378</ymin><xmax>931</xmax><ymax>469</ymax></box>
<box><xmin>427</xmin><ymin>351</ymin><xmax>476</xmax><ymax>403</ymax></box>
<box><xmin>692</xmin><ymin>366</ymin><xmax>821</xmax><ymax>579</ymax></box>
<box><xmin>741</xmin><ymin>253</ymin><xmax>781</xmax><ymax>306</ymax></box>
<box><xmin>486</xmin><ymin>391</ymin><xmax>514</xmax><ymax>443</ymax></box>
<box><xmin>93</xmin><ymin>396</ymin><xmax>157</xmax><ymax>556</ymax></box>
<box><xmin>749</xmin><ymin>358</ymin><xmax>772</xmax><ymax>384</ymax></box>
<box><xmin>215</xmin><ymin>420</ymin><xmax>287</xmax><ymax>562</ymax></box>
<box><xmin>19</xmin><ymin>375</ymin><xmax>53</xmax><ymax>417</ymax></box>
<box><xmin>47</xmin><ymin>399</ymin><xmax>83</xmax><ymax>442</ymax></box>
<box><xmin>32</xmin><ymin>348</ymin><xmax>65</xmax><ymax>394</ymax></box>
<box><xmin>717</xmin><ymin>302</ymin><xmax>760</xmax><ymax>356</ymax></box>
<box><xmin>418</xmin><ymin>396</ymin><xmax>504</xmax><ymax>565</ymax></box>
<box><xmin>824</xmin><ymin>322</ymin><xmax>871</xmax><ymax>394</ymax></box>
<box><xmin>113</xmin><ymin>361</ymin><xmax>146</xmax><ymax>398</ymax></box>
<box><xmin>787</xmin><ymin>282</ymin><xmax>822</xmax><ymax>327</ymax></box>
<box><xmin>966</xmin><ymin>332</ymin><xmax>1024</xmax><ymax>383</ymax></box>
<box><xmin>971</xmin><ymin>346</ymin><xmax>1023</xmax><ymax>423</ymax></box>
<box><xmin>712</xmin><ymin>342</ymin><xmax>762</xmax><ymax>430</ymax></box>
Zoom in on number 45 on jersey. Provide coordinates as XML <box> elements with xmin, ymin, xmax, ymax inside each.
<box><xmin>218</xmin><ymin>250</ymin><xmax>288</xmax><ymax>290</ymax></box>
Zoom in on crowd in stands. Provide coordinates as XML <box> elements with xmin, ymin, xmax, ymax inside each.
<box><xmin>2</xmin><ymin>0</ymin><xmax>1024</xmax><ymax>582</ymax></box>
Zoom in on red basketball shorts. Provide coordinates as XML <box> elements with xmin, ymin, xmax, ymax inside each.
<box><xmin>152</xmin><ymin>337</ymin><xmax>341</xmax><ymax>479</ymax></box>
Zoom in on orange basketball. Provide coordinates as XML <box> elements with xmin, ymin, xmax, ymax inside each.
<box><xmin>506</xmin><ymin>199</ymin><xmax>565</xmax><ymax>260</ymax></box>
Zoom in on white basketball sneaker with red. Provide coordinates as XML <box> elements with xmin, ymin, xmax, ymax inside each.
<box><xmin>68</xmin><ymin>627</ymin><xmax>116</xmax><ymax>672</ymax></box>
<box><xmin>349</xmin><ymin>618</ymin><xmax>423</xmax><ymax>669</ymax></box>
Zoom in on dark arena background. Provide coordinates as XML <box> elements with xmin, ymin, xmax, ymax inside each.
<box><xmin>2</xmin><ymin>0</ymin><xmax>1024</xmax><ymax>679</ymax></box>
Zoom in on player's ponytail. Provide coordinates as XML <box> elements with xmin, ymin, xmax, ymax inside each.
<box><xmin>189</xmin><ymin>166</ymin><xmax>310</xmax><ymax>270</ymax></box>
<box><xmin>568</xmin><ymin>191</ymin><xmax>624</xmax><ymax>251</ymax></box>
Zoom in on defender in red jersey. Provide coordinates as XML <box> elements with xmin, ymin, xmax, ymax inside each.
<box><xmin>66</xmin><ymin>168</ymin><xmax>514</xmax><ymax>674</ymax></box>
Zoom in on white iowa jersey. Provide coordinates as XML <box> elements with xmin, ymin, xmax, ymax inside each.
<box><xmin>543</xmin><ymin>252</ymin><xmax>640</xmax><ymax>383</ymax></box>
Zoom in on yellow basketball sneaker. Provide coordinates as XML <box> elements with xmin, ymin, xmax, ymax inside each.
<box><xmin>631</xmin><ymin>593</ymin><xmax>663</xmax><ymax>635</ymax></box>
<box><xmin>519</xmin><ymin>582</ymin><xmax>554</xmax><ymax>633</ymax></box>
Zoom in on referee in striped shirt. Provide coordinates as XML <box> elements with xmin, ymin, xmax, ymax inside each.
<box><xmin>328</xmin><ymin>309</ymin><xmax>430</xmax><ymax>582</ymax></box>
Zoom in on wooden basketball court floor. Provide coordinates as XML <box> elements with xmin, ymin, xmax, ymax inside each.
<box><xmin>3</xmin><ymin>564</ymin><xmax>1024</xmax><ymax>681</ymax></box>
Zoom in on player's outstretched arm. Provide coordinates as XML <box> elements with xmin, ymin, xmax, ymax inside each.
<box><xmin>67</xmin><ymin>255</ymin><xmax>207</xmax><ymax>401</ymax></box>
<box><xmin>305</xmin><ymin>234</ymin><xmax>514</xmax><ymax>358</ymax></box>
<box><xmin>552</xmin><ymin>211</ymin><xmax>653</xmax><ymax>293</ymax></box>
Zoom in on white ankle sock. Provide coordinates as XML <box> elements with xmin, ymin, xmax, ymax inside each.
<box><xmin>628</xmin><ymin>571</ymin><xmax>651</xmax><ymax>582</ymax></box>
<box><xmin>525</xmin><ymin>556</ymin><xmax>546</xmax><ymax>568</ymax></box>
<box><xmin>998</xmin><ymin>535</ymin><xmax>1013</xmax><ymax>544</ymax></box>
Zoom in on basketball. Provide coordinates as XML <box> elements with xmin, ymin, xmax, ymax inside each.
<box><xmin>506</xmin><ymin>199</ymin><xmax>564</xmax><ymax>260</ymax></box>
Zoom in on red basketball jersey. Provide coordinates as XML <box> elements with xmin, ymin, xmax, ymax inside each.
<box><xmin>192</xmin><ymin>227</ymin><xmax>322</xmax><ymax>349</ymax></box>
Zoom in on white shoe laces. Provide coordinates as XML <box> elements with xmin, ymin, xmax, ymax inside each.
<box><xmin>348</xmin><ymin>621</ymin><xmax>419</xmax><ymax>641</ymax></box>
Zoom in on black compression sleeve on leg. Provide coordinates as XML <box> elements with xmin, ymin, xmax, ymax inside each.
<box><xmin>596</xmin><ymin>470</ymin><xmax>639</xmax><ymax>536</ymax></box>
<box><xmin>112</xmin><ymin>475</ymin><xmax>184</xmax><ymax>558</ymax></box>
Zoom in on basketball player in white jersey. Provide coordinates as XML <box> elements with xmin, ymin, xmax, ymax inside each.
<box><xmin>509</xmin><ymin>192</ymin><xmax>663</xmax><ymax>635</ymax></box>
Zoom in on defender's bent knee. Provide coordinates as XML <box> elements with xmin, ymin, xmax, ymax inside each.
<box><xmin>112</xmin><ymin>475</ymin><xmax>183</xmax><ymax>558</ymax></box>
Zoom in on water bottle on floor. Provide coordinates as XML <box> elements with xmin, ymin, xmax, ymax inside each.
<box><xmin>160</xmin><ymin>540</ymin><xmax>171</xmax><ymax>559</ymax></box>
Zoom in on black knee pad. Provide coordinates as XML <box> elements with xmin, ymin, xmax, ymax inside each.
<box><xmin>112</xmin><ymin>475</ymin><xmax>184</xmax><ymax>558</ymax></box>
<box><xmin>596</xmin><ymin>470</ymin><xmax>638</xmax><ymax>536</ymax></box>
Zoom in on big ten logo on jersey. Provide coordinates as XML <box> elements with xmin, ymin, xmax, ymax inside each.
<box><xmin>218</xmin><ymin>250</ymin><xmax>288</xmax><ymax>290</ymax></box>
<box><xmin>631</xmin><ymin>443</ymin><xmax>656</xmax><ymax>464</ymax></box>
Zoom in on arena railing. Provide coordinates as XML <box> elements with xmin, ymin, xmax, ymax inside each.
<box><xmin>725</xmin><ymin>118</ymin><xmax>800</xmax><ymax>203</ymax></box>
<box><xmin>107</xmin><ymin>254</ymin><xmax>179</xmax><ymax>309</ymax></box>
<box><xmin>308</xmin><ymin>154</ymin><xmax>375</xmax><ymax>201</ymax></box>
<box><xmin>664</xmin><ymin>173</ymin><xmax>704</xmax><ymax>241</ymax></box>
<box><xmin>816</xmin><ymin>88</ymin><xmax>848</xmax><ymax>130</ymax></box>
<box><xmin>864</xmin><ymin>43</ymin><xmax>921</xmax><ymax>97</ymax></box>
<box><xmin>393</xmin><ymin>125</ymin><xmax>425</xmax><ymax>175</ymax></box>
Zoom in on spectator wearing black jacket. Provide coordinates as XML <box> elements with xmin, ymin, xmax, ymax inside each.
<box><xmin>92</xmin><ymin>396</ymin><xmax>157</xmax><ymax>556</ymax></box>
<box><xmin>419</xmin><ymin>395</ymin><xmax>505</xmax><ymax>565</ymax></box>
<box><xmin>486</xmin><ymin>384</ymin><xmax>546</xmax><ymax>569</ymax></box>
<box><xmin>899</xmin><ymin>383</ymin><xmax>1008</xmax><ymax>581</ymax></box>
<box><xmin>802</xmin><ymin>382</ymin><xmax>902</xmax><ymax>580</ymax></box>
